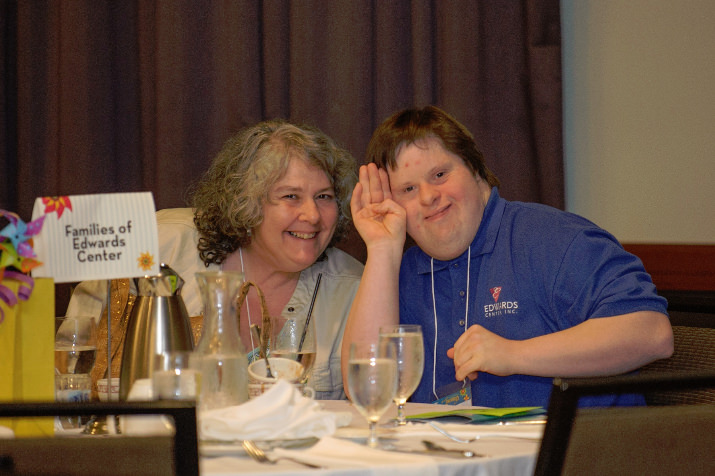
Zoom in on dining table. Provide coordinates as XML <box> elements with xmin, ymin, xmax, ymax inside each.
<box><xmin>199</xmin><ymin>399</ymin><xmax>543</xmax><ymax>476</ymax></box>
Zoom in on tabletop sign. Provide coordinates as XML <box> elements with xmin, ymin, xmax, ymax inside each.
<box><xmin>30</xmin><ymin>192</ymin><xmax>160</xmax><ymax>283</ymax></box>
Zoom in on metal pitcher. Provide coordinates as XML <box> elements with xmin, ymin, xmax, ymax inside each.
<box><xmin>119</xmin><ymin>263</ymin><xmax>194</xmax><ymax>400</ymax></box>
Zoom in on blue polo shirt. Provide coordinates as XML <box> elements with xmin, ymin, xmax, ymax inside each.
<box><xmin>399</xmin><ymin>188</ymin><xmax>667</xmax><ymax>408</ymax></box>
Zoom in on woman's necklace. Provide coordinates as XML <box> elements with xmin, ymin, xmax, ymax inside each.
<box><xmin>239</xmin><ymin>247</ymin><xmax>256</xmax><ymax>352</ymax></box>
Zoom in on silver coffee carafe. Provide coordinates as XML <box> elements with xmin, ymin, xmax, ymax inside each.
<box><xmin>119</xmin><ymin>263</ymin><xmax>194</xmax><ymax>400</ymax></box>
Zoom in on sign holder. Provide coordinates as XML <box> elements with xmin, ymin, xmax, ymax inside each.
<box><xmin>31</xmin><ymin>192</ymin><xmax>160</xmax><ymax>418</ymax></box>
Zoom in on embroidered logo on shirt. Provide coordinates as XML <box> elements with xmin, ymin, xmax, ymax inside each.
<box><xmin>483</xmin><ymin>286</ymin><xmax>519</xmax><ymax>317</ymax></box>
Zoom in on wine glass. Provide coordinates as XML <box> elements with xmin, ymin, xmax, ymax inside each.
<box><xmin>379</xmin><ymin>324</ymin><xmax>425</xmax><ymax>425</ymax></box>
<box><xmin>269</xmin><ymin>313</ymin><xmax>317</xmax><ymax>386</ymax></box>
<box><xmin>347</xmin><ymin>340</ymin><xmax>398</xmax><ymax>448</ymax></box>
<box><xmin>54</xmin><ymin>316</ymin><xmax>98</xmax><ymax>430</ymax></box>
<box><xmin>54</xmin><ymin>316</ymin><xmax>98</xmax><ymax>376</ymax></box>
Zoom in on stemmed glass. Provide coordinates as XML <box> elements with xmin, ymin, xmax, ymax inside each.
<box><xmin>54</xmin><ymin>316</ymin><xmax>98</xmax><ymax>430</ymax></box>
<box><xmin>379</xmin><ymin>324</ymin><xmax>425</xmax><ymax>425</ymax></box>
<box><xmin>346</xmin><ymin>340</ymin><xmax>398</xmax><ymax>448</ymax></box>
<box><xmin>54</xmin><ymin>316</ymin><xmax>98</xmax><ymax>375</ymax></box>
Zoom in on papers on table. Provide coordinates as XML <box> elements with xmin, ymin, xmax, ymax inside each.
<box><xmin>406</xmin><ymin>406</ymin><xmax>545</xmax><ymax>423</ymax></box>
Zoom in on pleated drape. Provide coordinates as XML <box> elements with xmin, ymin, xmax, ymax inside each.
<box><xmin>2</xmin><ymin>0</ymin><xmax>562</xmax><ymax>263</ymax></box>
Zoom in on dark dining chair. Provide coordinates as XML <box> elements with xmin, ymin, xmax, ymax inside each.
<box><xmin>0</xmin><ymin>400</ymin><xmax>199</xmax><ymax>476</ymax></box>
<box><xmin>533</xmin><ymin>372</ymin><xmax>715</xmax><ymax>476</ymax></box>
<box><xmin>640</xmin><ymin>289</ymin><xmax>715</xmax><ymax>405</ymax></box>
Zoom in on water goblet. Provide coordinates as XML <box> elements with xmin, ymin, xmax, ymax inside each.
<box><xmin>379</xmin><ymin>324</ymin><xmax>425</xmax><ymax>425</ymax></box>
<box><xmin>55</xmin><ymin>316</ymin><xmax>98</xmax><ymax>375</ymax></box>
<box><xmin>54</xmin><ymin>316</ymin><xmax>98</xmax><ymax>430</ymax></box>
<box><xmin>347</xmin><ymin>340</ymin><xmax>398</xmax><ymax>448</ymax></box>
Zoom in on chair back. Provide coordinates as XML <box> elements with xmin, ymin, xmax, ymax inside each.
<box><xmin>640</xmin><ymin>290</ymin><xmax>715</xmax><ymax>405</ymax></box>
<box><xmin>0</xmin><ymin>400</ymin><xmax>199</xmax><ymax>476</ymax></box>
<box><xmin>533</xmin><ymin>372</ymin><xmax>715</xmax><ymax>476</ymax></box>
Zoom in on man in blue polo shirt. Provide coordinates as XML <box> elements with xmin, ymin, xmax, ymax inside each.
<box><xmin>342</xmin><ymin>106</ymin><xmax>673</xmax><ymax>408</ymax></box>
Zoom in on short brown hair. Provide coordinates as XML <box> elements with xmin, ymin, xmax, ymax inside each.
<box><xmin>366</xmin><ymin>106</ymin><xmax>500</xmax><ymax>188</ymax></box>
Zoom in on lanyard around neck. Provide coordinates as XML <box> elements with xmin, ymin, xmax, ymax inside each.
<box><xmin>239</xmin><ymin>247</ymin><xmax>256</xmax><ymax>352</ymax></box>
<box><xmin>430</xmin><ymin>246</ymin><xmax>471</xmax><ymax>401</ymax></box>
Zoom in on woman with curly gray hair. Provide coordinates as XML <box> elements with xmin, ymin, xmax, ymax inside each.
<box><xmin>191</xmin><ymin>119</ymin><xmax>357</xmax><ymax>265</ymax></box>
<box><xmin>68</xmin><ymin>120</ymin><xmax>363</xmax><ymax>400</ymax></box>
<box><xmin>187</xmin><ymin>120</ymin><xmax>363</xmax><ymax>399</ymax></box>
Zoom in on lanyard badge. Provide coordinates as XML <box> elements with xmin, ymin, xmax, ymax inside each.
<box><xmin>433</xmin><ymin>379</ymin><xmax>472</xmax><ymax>405</ymax></box>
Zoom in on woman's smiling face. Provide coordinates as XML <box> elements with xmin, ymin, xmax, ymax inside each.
<box><xmin>249</xmin><ymin>156</ymin><xmax>338</xmax><ymax>272</ymax></box>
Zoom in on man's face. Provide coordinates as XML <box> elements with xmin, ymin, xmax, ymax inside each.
<box><xmin>388</xmin><ymin>137</ymin><xmax>491</xmax><ymax>261</ymax></box>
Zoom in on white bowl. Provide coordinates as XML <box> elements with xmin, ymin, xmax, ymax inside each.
<box><xmin>247</xmin><ymin>357</ymin><xmax>303</xmax><ymax>384</ymax></box>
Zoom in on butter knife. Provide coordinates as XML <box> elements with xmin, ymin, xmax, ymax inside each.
<box><xmin>422</xmin><ymin>440</ymin><xmax>487</xmax><ymax>458</ymax></box>
<box><xmin>380</xmin><ymin>441</ymin><xmax>486</xmax><ymax>458</ymax></box>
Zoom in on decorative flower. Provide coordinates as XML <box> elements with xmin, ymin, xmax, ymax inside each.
<box><xmin>0</xmin><ymin>209</ymin><xmax>45</xmax><ymax>323</ymax></box>
<box><xmin>137</xmin><ymin>251</ymin><xmax>155</xmax><ymax>271</ymax></box>
<box><xmin>42</xmin><ymin>195</ymin><xmax>73</xmax><ymax>218</ymax></box>
<box><xmin>0</xmin><ymin>241</ymin><xmax>42</xmax><ymax>274</ymax></box>
<box><xmin>0</xmin><ymin>212</ymin><xmax>44</xmax><ymax>260</ymax></box>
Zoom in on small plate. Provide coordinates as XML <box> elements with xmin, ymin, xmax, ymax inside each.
<box><xmin>200</xmin><ymin>437</ymin><xmax>320</xmax><ymax>457</ymax></box>
<box><xmin>333</xmin><ymin>426</ymin><xmax>398</xmax><ymax>441</ymax></box>
<box><xmin>200</xmin><ymin>441</ymin><xmax>246</xmax><ymax>457</ymax></box>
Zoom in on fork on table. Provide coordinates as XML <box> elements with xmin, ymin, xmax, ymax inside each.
<box><xmin>241</xmin><ymin>440</ymin><xmax>322</xmax><ymax>469</ymax></box>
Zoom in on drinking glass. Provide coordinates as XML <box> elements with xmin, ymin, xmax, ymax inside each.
<box><xmin>379</xmin><ymin>324</ymin><xmax>425</xmax><ymax>425</ymax></box>
<box><xmin>54</xmin><ymin>316</ymin><xmax>98</xmax><ymax>430</ymax></box>
<box><xmin>55</xmin><ymin>316</ymin><xmax>98</xmax><ymax>375</ymax></box>
<box><xmin>153</xmin><ymin>351</ymin><xmax>201</xmax><ymax>400</ymax></box>
<box><xmin>347</xmin><ymin>340</ymin><xmax>398</xmax><ymax>448</ymax></box>
<box><xmin>269</xmin><ymin>313</ymin><xmax>317</xmax><ymax>385</ymax></box>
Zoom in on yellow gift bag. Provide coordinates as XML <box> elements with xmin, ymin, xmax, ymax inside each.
<box><xmin>0</xmin><ymin>277</ymin><xmax>55</xmax><ymax>436</ymax></box>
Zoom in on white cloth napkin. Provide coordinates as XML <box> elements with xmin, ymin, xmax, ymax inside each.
<box><xmin>272</xmin><ymin>436</ymin><xmax>440</xmax><ymax>476</ymax></box>
<box><xmin>199</xmin><ymin>380</ymin><xmax>351</xmax><ymax>441</ymax></box>
<box><xmin>127</xmin><ymin>378</ymin><xmax>153</xmax><ymax>399</ymax></box>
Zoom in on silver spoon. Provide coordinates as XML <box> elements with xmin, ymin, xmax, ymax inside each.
<box><xmin>424</xmin><ymin>421</ymin><xmax>477</xmax><ymax>443</ymax></box>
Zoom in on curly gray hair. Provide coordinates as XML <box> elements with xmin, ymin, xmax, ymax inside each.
<box><xmin>190</xmin><ymin>119</ymin><xmax>357</xmax><ymax>266</ymax></box>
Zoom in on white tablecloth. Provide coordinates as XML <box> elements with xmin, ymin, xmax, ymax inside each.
<box><xmin>200</xmin><ymin>400</ymin><xmax>542</xmax><ymax>476</ymax></box>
